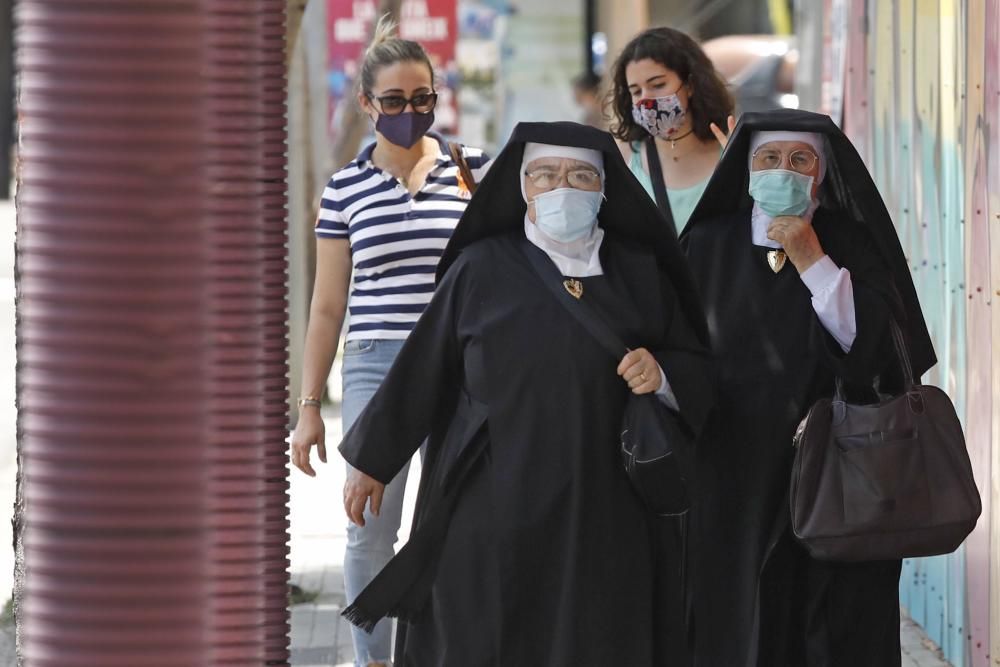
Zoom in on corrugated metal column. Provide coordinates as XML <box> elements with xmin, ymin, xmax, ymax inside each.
<box><xmin>16</xmin><ymin>1</ymin><xmax>290</xmax><ymax>665</ymax></box>
<box><xmin>253</xmin><ymin>2</ymin><xmax>293</xmax><ymax>662</ymax></box>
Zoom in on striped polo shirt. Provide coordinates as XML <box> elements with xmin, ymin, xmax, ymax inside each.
<box><xmin>315</xmin><ymin>133</ymin><xmax>490</xmax><ymax>340</ymax></box>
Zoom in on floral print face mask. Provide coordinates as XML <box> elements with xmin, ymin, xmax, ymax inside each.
<box><xmin>631</xmin><ymin>94</ymin><xmax>687</xmax><ymax>139</ymax></box>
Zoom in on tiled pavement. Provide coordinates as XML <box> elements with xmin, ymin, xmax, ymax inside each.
<box><xmin>901</xmin><ymin>615</ymin><xmax>951</xmax><ymax>667</ymax></box>
<box><xmin>287</xmin><ymin>401</ymin><xmax>355</xmax><ymax>667</ymax></box>
<box><xmin>287</xmin><ymin>396</ymin><xmax>422</xmax><ymax>667</ymax></box>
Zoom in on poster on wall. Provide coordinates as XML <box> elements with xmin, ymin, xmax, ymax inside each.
<box><xmin>328</xmin><ymin>0</ymin><xmax>459</xmax><ymax>138</ymax></box>
<box><xmin>820</xmin><ymin>0</ymin><xmax>848</xmax><ymax>126</ymax></box>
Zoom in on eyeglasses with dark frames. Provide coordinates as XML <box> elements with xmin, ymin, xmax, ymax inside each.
<box><xmin>368</xmin><ymin>91</ymin><xmax>438</xmax><ymax>115</ymax></box>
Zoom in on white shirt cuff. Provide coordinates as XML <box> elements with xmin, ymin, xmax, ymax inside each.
<box><xmin>800</xmin><ymin>255</ymin><xmax>857</xmax><ymax>353</ymax></box>
<box><xmin>654</xmin><ymin>364</ymin><xmax>680</xmax><ymax>411</ymax></box>
<box><xmin>799</xmin><ymin>255</ymin><xmax>841</xmax><ymax>295</ymax></box>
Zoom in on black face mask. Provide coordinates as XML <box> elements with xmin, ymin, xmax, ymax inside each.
<box><xmin>376</xmin><ymin>111</ymin><xmax>436</xmax><ymax>148</ymax></box>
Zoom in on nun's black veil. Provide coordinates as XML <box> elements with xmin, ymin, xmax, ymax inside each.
<box><xmin>437</xmin><ymin>120</ymin><xmax>710</xmax><ymax>347</ymax></box>
<box><xmin>686</xmin><ymin>109</ymin><xmax>936</xmax><ymax>377</ymax></box>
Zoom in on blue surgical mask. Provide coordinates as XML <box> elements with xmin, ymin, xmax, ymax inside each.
<box><xmin>748</xmin><ymin>169</ymin><xmax>815</xmax><ymax>217</ymax></box>
<box><xmin>530</xmin><ymin>188</ymin><xmax>604</xmax><ymax>243</ymax></box>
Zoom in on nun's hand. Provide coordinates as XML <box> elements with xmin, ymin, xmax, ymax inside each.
<box><xmin>767</xmin><ymin>216</ymin><xmax>825</xmax><ymax>273</ymax></box>
<box><xmin>344</xmin><ymin>469</ymin><xmax>385</xmax><ymax>528</ymax></box>
<box><xmin>618</xmin><ymin>348</ymin><xmax>662</xmax><ymax>395</ymax></box>
<box><xmin>709</xmin><ymin>115</ymin><xmax>737</xmax><ymax>148</ymax></box>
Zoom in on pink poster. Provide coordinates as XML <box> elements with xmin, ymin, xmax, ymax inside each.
<box><xmin>327</xmin><ymin>0</ymin><xmax>459</xmax><ymax>136</ymax></box>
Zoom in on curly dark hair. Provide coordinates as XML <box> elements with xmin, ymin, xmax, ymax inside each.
<box><xmin>609</xmin><ymin>27</ymin><xmax>734</xmax><ymax>144</ymax></box>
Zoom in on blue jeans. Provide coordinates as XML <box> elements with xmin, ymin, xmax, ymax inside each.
<box><xmin>341</xmin><ymin>338</ymin><xmax>414</xmax><ymax>666</ymax></box>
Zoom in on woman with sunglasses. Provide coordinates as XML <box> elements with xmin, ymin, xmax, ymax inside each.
<box><xmin>289</xmin><ymin>15</ymin><xmax>489</xmax><ymax>667</ymax></box>
<box><xmin>609</xmin><ymin>27</ymin><xmax>735</xmax><ymax>236</ymax></box>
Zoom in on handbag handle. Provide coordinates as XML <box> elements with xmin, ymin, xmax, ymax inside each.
<box><xmin>834</xmin><ymin>317</ymin><xmax>914</xmax><ymax>400</ymax></box>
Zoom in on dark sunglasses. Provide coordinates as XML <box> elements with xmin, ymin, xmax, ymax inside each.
<box><xmin>368</xmin><ymin>92</ymin><xmax>438</xmax><ymax>115</ymax></box>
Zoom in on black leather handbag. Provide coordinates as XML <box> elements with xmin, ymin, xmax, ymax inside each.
<box><xmin>519</xmin><ymin>240</ymin><xmax>692</xmax><ymax>515</ymax></box>
<box><xmin>790</xmin><ymin>319</ymin><xmax>981</xmax><ymax>561</ymax></box>
<box><xmin>620</xmin><ymin>392</ymin><xmax>692</xmax><ymax>514</ymax></box>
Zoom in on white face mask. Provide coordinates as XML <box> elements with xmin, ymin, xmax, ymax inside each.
<box><xmin>530</xmin><ymin>188</ymin><xmax>605</xmax><ymax>243</ymax></box>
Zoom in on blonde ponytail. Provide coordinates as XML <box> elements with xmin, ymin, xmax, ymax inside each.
<box><xmin>358</xmin><ymin>14</ymin><xmax>434</xmax><ymax>96</ymax></box>
<box><xmin>369</xmin><ymin>13</ymin><xmax>398</xmax><ymax>51</ymax></box>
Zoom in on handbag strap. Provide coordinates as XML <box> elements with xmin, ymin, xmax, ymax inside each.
<box><xmin>834</xmin><ymin>316</ymin><xmax>915</xmax><ymax>399</ymax></box>
<box><xmin>890</xmin><ymin>317</ymin><xmax>915</xmax><ymax>387</ymax></box>
<box><xmin>449</xmin><ymin>141</ymin><xmax>478</xmax><ymax>195</ymax></box>
<box><xmin>517</xmin><ymin>237</ymin><xmax>628</xmax><ymax>362</ymax></box>
<box><xmin>644</xmin><ymin>137</ymin><xmax>678</xmax><ymax>240</ymax></box>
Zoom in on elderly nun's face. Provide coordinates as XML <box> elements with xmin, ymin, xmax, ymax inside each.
<box><xmin>523</xmin><ymin>158</ymin><xmax>603</xmax><ymax>223</ymax></box>
<box><xmin>750</xmin><ymin>140</ymin><xmax>821</xmax><ymax>196</ymax></box>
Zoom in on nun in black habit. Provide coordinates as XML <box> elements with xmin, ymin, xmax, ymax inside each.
<box><xmin>680</xmin><ymin>109</ymin><xmax>936</xmax><ymax>667</ymax></box>
<box><xmin>337</xmin><ymin>121</ymin><xmax>714</xmax><ymax>666</ymax></box>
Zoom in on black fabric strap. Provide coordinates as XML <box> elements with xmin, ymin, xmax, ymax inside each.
<box><xmin>644</xmin><ymin>137</ymin><xmax>677</xmax><ymax>239</ymax></box>
<box><xmin>518</xmin><ymin>237</ymin><xmax>627</xmax><ymax>362</ymax></box>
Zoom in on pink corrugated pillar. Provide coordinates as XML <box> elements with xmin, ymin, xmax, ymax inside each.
<box><xmin>252</xmin><ymin>3</ymin><xmax>293</xmax><ymax>661</ymax></box>
<box><xmin>15</xmin><ymin>2</ymin><xmax>290</xmax><ymax>665</ymax></box>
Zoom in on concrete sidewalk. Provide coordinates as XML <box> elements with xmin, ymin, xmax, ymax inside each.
<box><xmin>901</xmin><ymin>615</ymin><xmax>951</xmax><ymax>667</ymax></box>
<box><xmin>285</xmin><ymin>399</ymin><xmax>952</xmax><ymax>667</ymax></box>
<box><xmin>287</xmin><ymin>398</ymin><xmax>422</xmax><ymax>667</ymax></box>
<box><xmin>287</xmin><ymin>401</ymin><xmax>353</xmax><ymax>667</ymax></box>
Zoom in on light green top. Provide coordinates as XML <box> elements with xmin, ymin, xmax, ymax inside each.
<box><xmin>628</xmin><ymin>142</ymin><xmax>714</xmax><ymax>235</ymax></box>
